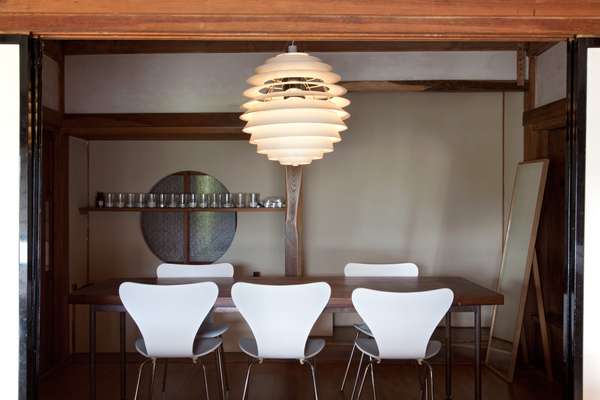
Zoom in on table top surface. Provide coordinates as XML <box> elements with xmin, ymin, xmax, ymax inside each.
<box><xmin>69</xmin><ymin>276</ymin><xmax>503</xmax><ymax>309</ymax></box>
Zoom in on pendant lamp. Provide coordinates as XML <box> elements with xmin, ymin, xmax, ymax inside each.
<box><xmin>241</xmin><ymin>44</ymin><xmax>350</xmax><ymax>166</ymax></box>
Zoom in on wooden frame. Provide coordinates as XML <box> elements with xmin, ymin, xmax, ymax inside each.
<box><xmin>486</xmin><ymin>160</ymin><xmax>551</xmax><ymax>382</ymax></box>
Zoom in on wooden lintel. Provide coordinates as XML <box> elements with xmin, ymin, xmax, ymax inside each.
<box><xmin>342</xmin><ymin>80</ymin><xmax>527</xmax><ymax>93</ymax></box>
<box><xmin>522</xmin><ymin>98</ymin><xmax>567</xmax><ymax>130</ymax></box>
<box><xmin>61</xmin><ymin>40</ymin><xmax>543</xmax><ymax>55</ymax></box>
<box><xmin>62</xmin><ymin>112</ymin><xmax>246</xmax><ymax>140</ymax></box>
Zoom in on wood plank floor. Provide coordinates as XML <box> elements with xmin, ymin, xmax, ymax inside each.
<box><xmin>40</xmin><ymin>354</ymin><xmax>562</xmax><ymax>400</ymax></box>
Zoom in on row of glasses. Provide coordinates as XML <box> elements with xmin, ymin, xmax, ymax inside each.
<box><xmin>104</xmin><ymin>192</ymin><xmax>261</xmax><ymax>208</ymax></box>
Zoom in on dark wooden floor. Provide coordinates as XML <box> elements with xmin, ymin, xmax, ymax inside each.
<box><xmin>41</xmin><ymin>353</ymin><xmax>561</xmax><ymax>400</ymax></box>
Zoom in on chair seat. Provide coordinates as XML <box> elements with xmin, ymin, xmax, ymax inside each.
<box><xmin>355</xmin><ymin>338</ymin><xmax>442</xmax><ymax>361</ymax></box>
<box><xmin>353</xmin><ymin>323</ymin><xmax>373</xmax><ymax>337</ymax></box>
<box><xmin>197</xmin><ymin>321</ymin><xmax>229</xmax><ymax>338</ymax></box>
<box><xmin>134</xmin><ymin>337</ymin><xmax>222</xmax><ymax>359</ymax></box>
<box><xmin>239</xmin><ymin>338</ymin><xmax>326</xmax><ymax>361</ymax></box>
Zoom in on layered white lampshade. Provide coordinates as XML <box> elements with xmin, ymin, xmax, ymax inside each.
<box><xmin>241</xmin><ymin>47</ymin><xmax>350</xmax><ymax>166</ymax></box>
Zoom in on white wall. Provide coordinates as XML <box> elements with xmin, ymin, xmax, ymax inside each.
<box><xmin>535</xmin><ymin>42</ymin><xmax>567</xmax><ymax>107</ymax></box>
<box><xmin>65</xmin><ymin>51</ymin><xmax>518</xmax><ymax>113</ymax></box>
<box><xmin>584</xmin><ymin>48</ymin><xmax>600</xmax><ymax>400</ymax></box>
<box><xmin>0</xmin><ymin>43</ymin><xmax>21</xmax><ymax>400</ymax></box>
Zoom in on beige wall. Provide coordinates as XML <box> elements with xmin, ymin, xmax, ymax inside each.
<box><xmin>69</xmin><ymin>92</ymin><xmax>523</xmax><ymax>352</ymax></box>
<box><xmin>535</xmin><ymin>42</ymin><xmax>567</xmax><ymax>107</ymax></box>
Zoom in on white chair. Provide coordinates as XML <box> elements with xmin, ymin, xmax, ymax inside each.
<box><xmin>119</xmin><ymin>282</ymin><xmax>222</xmax><ymax>400</ymax></box>
<box><xmin>340</xmin><ymin>262</ymin><xmax>419</xmax><ymax>393</ymax></box>
<box><xmin>231</xmin><ymin>282</ymin><xmax>331</xmax><ymax>400</ymax></box>
<box><xmin>156</xmin><ymin>263</ymin><xmax>233</xmax><ymax>398</ymax></box>
<box><xmin>351</xmin><ymin>288</ymin><xmax>454</xmax><ymax>400</ymax></box>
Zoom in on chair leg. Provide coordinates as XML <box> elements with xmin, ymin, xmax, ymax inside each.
<box><xmin>340</xmin><ymin>332</ymin><xmax>360</xmax><ymax>391</ymax></box>
<box><xmin>356</xmin><ymin>361</ymin><xmax>372</xmax><ymax>400</ymax></box>
<box><xmin>216</xmin><ymin>346</ymin><xmax>227</xmax><ymax>400</ymax></box>
<box><xmin>200</xmin><ymin>360</ymin><xmax>210</xmax><ymax>400</ymax></box>
<box><xmin>350</xmin><ymin>352</ymin><xmax>365</xmax><ymax>400</ymax></box>
<box><xmin>219</xmin><ymin>341</ymin><xmax>230</xmax><ymax>391</ymax></box>
<box><xmin>161</xmin><ymin>359</ymin><xmax>168</xmax><ymax>394</ymax></box>
<box><xmin>422</xmin><ymin>360</ymin><xmax>434</xmax><ymax>400</ymax></box>
<box><xmin>241</xmin><ymin>361</ymin><xmax>255</xmax><ymax>400</ymax></box>
<box><xmin>149</xmin><ymin>359</ymin><xmax>157</xmax><ymax>400</ymax></box>
<box><xmin>369</xmin><ymin>357</ymin><xmax>377</xmax><ymax>400</ymax></box>
<box><xmin>133</xmin><ymin>359</ymin><xmax>151</xmax><ymax>400</ymax></box>
<box><xmin>304</xmin><ymin>359</ymin><xmax>319</xmax><ymax>400</ymax></box>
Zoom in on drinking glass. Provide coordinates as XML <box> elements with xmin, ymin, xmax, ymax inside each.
<box><xmin>178</xmin><ymin>193</ymin><xmax>187</xmax><ymax>208</ymax></box>
<box><xmin>126</xmin><ymin>192</ymin><xmax>136</xmax><ymax>208</ymax></box>
<box><xmin>105</xmin><ymin>192</ymin><xmax>115</xmax><ymax>208</ymax></box>
<box><xmin>189</xmin><ymin>193</ymin><xmax>198</xmax><ymax>208</ymax></box>
<box><xmin>168</xmin><ymin>193</ymin><xmax>178</xmax><ymax>208</ymax></box>
<box><xmin>198</xmin><ymin>193</ymin><xmax>208</xmax><ymax>208</ymax></box>
<box><xmin>147</xmin><ymin>193</ymin><xmax>157</xmax><ymax>208</ymax></box>
<box><xmin>249</xmin><ymin>192</ymin><xmax>260</xmax><ymax>208</ymax></box>
<box><xmin>234</xmin><ymin>192</ymin><xmax>246</xmax><ymax>208</ymax></box>
<box><xmin>222</xmin><ymin>193</ymin><xmax>234</xmax><ymax>208</ymax></box>
<box><xmin>136</xmin><ymin>193</ymin><xmax>145</xmax><ymax>208</ymax></box>
<box><xmin>116</xmin><ymin>193</ymin><xmax>126</xmax><ymax>208</ymax></box>
<box><xmin>210</xmin><ymin>193</ymin><xmax>220</xmax><ymax>208</ymax></box>
<box><xmin>158</xmin><ymin>193</ymin><xmax>167</xmax><ymax>208</ymax></box>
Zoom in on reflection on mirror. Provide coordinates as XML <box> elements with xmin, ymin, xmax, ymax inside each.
<box><xmin>486</xmin><ymin>160</ymin><xmax>548</xmax><ymax>382</ymax></box>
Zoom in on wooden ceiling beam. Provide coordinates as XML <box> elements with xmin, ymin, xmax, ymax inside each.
<box><xmin>62</xmin><ymin>113</ymin><xmax>247</xmax><ymax>140</ymax></box>
<box><xmin>342</xmin><ymin>80</ymin><xmax>526</xmax><ymax>92</ymax></box>
<box><xmin>60</xmin><ymin>40</ymin><xmax>548</xmax><ymax>55</ymax></box>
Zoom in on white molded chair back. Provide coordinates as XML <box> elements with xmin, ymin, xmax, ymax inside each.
<box><xmin>232</xmin><ymin>282</ymin><xmax>331</xmax><ymax>359</ymax></box>
<box><xmin>119</xmin><ymin>282</ymin><xmax>218</xmax><ymax>358</ymax></box>
<box><xmin>157</xmin><ymin>263</ymin><xmax>234</xmax><ymax>278</ymax></box>
<box><xmin>344</xmin><ymin>262</ymin><xmax>419</xmax><ymax>277</ymax></box>
<box><xmin>352</xmin><ymin>288</ymin><xmax>453</xmax><ymax>360</ymax></box>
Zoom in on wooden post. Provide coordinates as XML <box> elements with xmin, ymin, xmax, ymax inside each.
<box><xmin>285</xmin><ymin>166</ymin><xmax>303</xmax><ymax>277</ymax></box>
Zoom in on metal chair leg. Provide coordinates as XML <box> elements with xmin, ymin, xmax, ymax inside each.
<box><xmin>304</xmin><ymin>360</ymin><xmax>319</xmax><ymax>400</ymax></box>
<box><xmin>241</xmin><ymin>361</ymin><xmax>255</xmax><ymax>400</ymax></box>
<box><xmin>350</xmin><ymin>352</ymin><xmax>365</xmax><ymax>400</ymax></box>
<box><xmin>369</xmin><ymin>357</ymin><xmax>377</xmax><ymax>400</ymax></box>
<box><xmin>149</xmin><ymin>359</ymin><xmax>157</xmax><ymax>400</ymax></box>
<box><xmin>340</xmin><ymin>332</ymin><xmax>360</xmax><ymax>391</ymax></box>
<box><xmin>200</xmin><ymin>360</ymin><xmax>210</xmax><ymax>400</ymax></box>
<box><xmin>133</xmin><ymin>359</ymin><xmax>151</xmax><ymax>400</ymax></box>
<box><xmin>356</xmin><ymin>361</ymin><xmax>372</xmax><ymax>400</ymax></box>
<box><xmin>161</xmin><ymin>359</ymin><xmax>168</xmax><ymax>394</ymax></box>
<box><xmin>423</xmin><ymin>360</ymin><xmax>434</xmax><ymax>400</ymax></box>
<box><xmin>216</xmin><ymin>346</ymin><xmax>227</xmax><ymax>400</ymax></box>
<box><xmin>219</xmin><ymin>341</ymin><xmax>230</xmax><ymax>391</ymax></box>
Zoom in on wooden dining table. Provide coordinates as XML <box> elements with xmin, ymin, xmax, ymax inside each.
<box><xmin>70</xmin><ymin>276</ymin><xmax>503</xmax><ymax>400</ymax></box>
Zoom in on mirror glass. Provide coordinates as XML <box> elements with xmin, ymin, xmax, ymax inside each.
<box><xmin>486</xmin><ymin>160</ymin><xmax>547</xmax><ymax>380</ymax></box>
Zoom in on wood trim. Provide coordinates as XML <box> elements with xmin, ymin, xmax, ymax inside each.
<box><xmin>285</xmin><ymin>166</ymin><xmax>303</xmax><ymax>277</ymax></box>
<box><xmin>0</xmin><ymin>14</ymin><xmax>594</xmax><ymax>40</ymax></box>
<box><xmin>62</xmin><ymin>113</ymin><xmax>247</xmax><ymax>140</ymax></box>
<box><xmin>42</xmin><ymin>106</ymin><xmax>63</xmax><ymax>129</ymax></box>
<box><xmin>522</xmin><ymin>98</ymin><xmax>568</xmax><ymax>130</ymax></box>
<box><xmin>343</xmin><ymin>80</ymin><xmax>527</xmax><ymax>93</ymax></box>
<box><xmin>61</xmin><ymin>40</ymin><xmax>550</xmax><ymax>55</ymax></box>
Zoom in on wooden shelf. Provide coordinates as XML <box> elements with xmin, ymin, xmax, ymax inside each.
<box><xmin>80</xmin><ymin>207</ymin><xmax>286</xmax><ymax>214</ymax></box>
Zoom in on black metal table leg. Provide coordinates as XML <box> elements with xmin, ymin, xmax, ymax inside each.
<box><xmin>89</xmin><ymin>306</ymin><xmax>96</xmax><ymax>400</ymax></box>
<box><xmin>120</xmin><ymin>312</ymin><xmax>127</xmax><ymax>400</ymax></box>
<box><xmin>474</xmin><ymin>306</ymin><xmax>481</xmax><ymax>400</ymax></box>
<box><xmin>445</xmin><ymin>311</ymin><xmax>452</xmax><ymax>400</ymax></box>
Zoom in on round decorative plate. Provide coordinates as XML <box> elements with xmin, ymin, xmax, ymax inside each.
<box><xmin>141</xmin><ymin>171</ymin><xmax>237</xmax><ymax>263</ymax></box>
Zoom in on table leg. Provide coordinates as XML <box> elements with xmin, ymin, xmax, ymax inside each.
<box><xmin>474</xmin><ymin>306</ymin><xmax>481</xmax><ymax>400</ymax></box>
<box><xmin>89</xmin><ymin>306</ymin><xmax>96</xmax><ymax>400</ymax></box>
<box><xmin>445</xmin><ymin>311</ymin><xmax>452</xmax><ymax>400</ymax></box>
<box><xmin>120</xmin><ymin>312</ymin><xmax>127</xmax><ymax>400</ymax></box>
